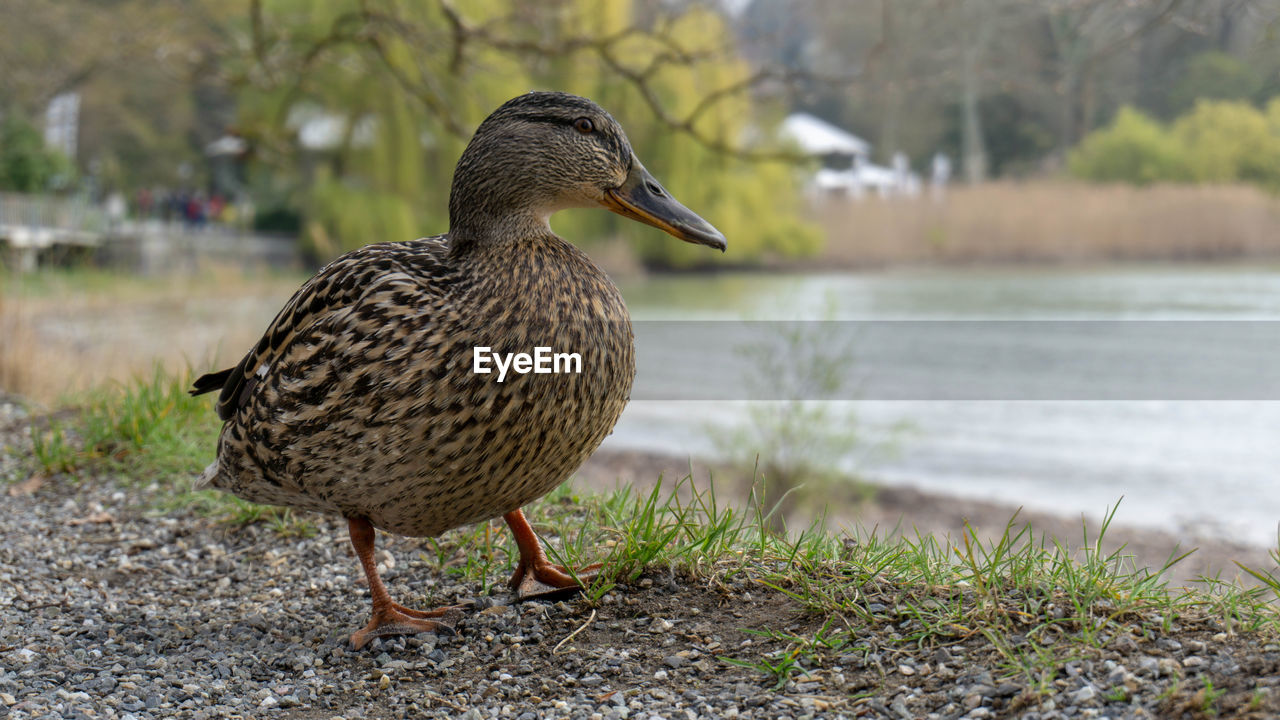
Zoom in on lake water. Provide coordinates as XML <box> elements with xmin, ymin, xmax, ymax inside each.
<box><xmin>602</xmin><ymin>265</ymin><xmax>1280</xmax><ymax>546</ymax></box>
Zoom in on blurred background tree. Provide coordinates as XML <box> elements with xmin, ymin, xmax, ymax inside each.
<box><xmin>1167</xmin><ymin>51</ymin><xmax>1265</xmax><ymax>117</ymax></box>
<box><xmin>1067</xmin><ymin>107</ymin><xmax>1189</xmax><ymax>185</ymax></box>
<box><xmin>1069</xmin><ymin>100</ymin><xmax>1280</xmax><ymax>189</ymax></box>
<box><xmin>0</xmin><ymin>114</ymin><xmax>75</xmax><ymax>192</ymax></box>
<box><xmin>0</xmin><ymin>0</ymin><xmax>227</xmax><ymax>193</ymax></box>
<box><xmin>3</xmin><ymin>0</ymin><xmax>1280</xmax><ymax>264</ymax></box>
<box><xmin>748</xmin><ymin>0</ymin><xmax>1280</xmax><ymax>179</ymax></box>
<box><xmin>222</xmin><ymin>0</ymin><xmax>819</xmax><ymax>266</ymax></box>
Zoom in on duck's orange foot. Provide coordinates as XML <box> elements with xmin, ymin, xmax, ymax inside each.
<box><xmin>348</xmin><ymin>603</ymin><xmax>466</xmax><ymax>650</ymax></box>
<box><xmin>503</xmin><ymin>508</ymin><xmax>604</xmax><ymax>601</ymax></box>
<box><xmin>508</xmin><ymin>560</ymin><xmax>604</xmax><ymax>601</ymax></box>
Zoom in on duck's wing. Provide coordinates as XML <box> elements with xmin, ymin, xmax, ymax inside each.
<box><xmin>191</xmin><ymin>237</ymin><xmax>448</xmax><ymax>421</ymax></box>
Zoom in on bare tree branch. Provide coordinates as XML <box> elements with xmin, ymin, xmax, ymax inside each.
<box><xmin>237</xmin><ymin>1</ymin><xmax>865</xmax><ymax>161</ymax></box>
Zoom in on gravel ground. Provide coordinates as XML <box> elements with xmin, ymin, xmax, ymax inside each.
<box><xmin>3</xmin><ymin>400</ymin><xmax>1280</xmax><ymax>719</ymax></box>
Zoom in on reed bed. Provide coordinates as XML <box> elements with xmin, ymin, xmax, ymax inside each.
<box><xmin>811</xmin><ymin>182</ymin><xmax>1280</xmax><ymax>268</ymax></box>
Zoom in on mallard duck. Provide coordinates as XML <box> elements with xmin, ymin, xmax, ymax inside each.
<box><xmin>190</xmin><ymin>91</ymin><xmax>725</xmax><ymax>649</ymax></box>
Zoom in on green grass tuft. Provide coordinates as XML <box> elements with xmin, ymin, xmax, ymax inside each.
<box><xmin>76</xmin><ymin>364</ymin><xmax>220</xmax><ymax>479</ymax></box>
<box><xmin>19</xmin><ymin>364</ymin><xmax>296</xmax><ymax>532</ymax></box>
<box><xmin>30</xmin><ymin>420</ymin><xmax>76</xmax><ymax>475</ymax></box>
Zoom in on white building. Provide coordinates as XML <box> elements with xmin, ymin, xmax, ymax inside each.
<box><xmin>779</xmin><ymin>112</ymin><xmax>919</xmax><ymax>198</ymax></box>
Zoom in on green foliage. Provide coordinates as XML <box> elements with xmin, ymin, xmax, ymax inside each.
<box><xmin>1235</xmin><ymin>528</ymin><xmax>1280</xmax><ymax>605</ymax></box>
<box><xmin>305</xmin><ymin>171</ymin><xmax>421</xmax><ymax>258</ymax></box>
<box><xmin>1173</xmin><ymin>100</ymin><xmax>1280</xmax><ymax>188</ymax></box>
<box><xmin>30</xmin><ymin>421</ymin><xmax>76</xmax><ymax>475</ymax></box>
<box><xmin>1067</xmin><ymin>107</ymin><xmax>1188</xmax><ymax>185</ymax></box>
<box><xmin>21</xmin><ymin>366</ymin><xmax>219</xmax><ymax>479</ymax></box>
<box><xmin>547</xmin><ymin>3</ymin><xmax>821</xmax><ymax>267</ymax></box>
<box><xmin>1198</xmin><ymin>676</ymin><xmax>1228</xmax><ymax>715</ymax></box>
<box><xmin>76</xmin><ymin>364</ymin><xmax>221</xmax><ymax>480</ymax></box>
<box><xmin>0</xmin><ymin>113</ymin><xmax>74</xmax><ymax>192</ymax></box>
<box><xmin>1168</xmin><ymin>52</ymin><xmax>1263</xmax><ymax>118</ymax></box>
<box><xmin>0</xmin><ymin>1</ymin><xmax>213</xmax><ymax>191</ymax></box>
<box><xmin>1268</xmin><ymin>98</ymin><xmax>1280</xmax><ymax>137</ymax></box>
<box><xmin>236</xmin><ymin>0</ymin><xmax>820</xmax><ymax>268</ymax></box>
<box><xmin>1070</xmin><ymin>101</ymin><xmax>1280</xmax><ymax>190</ymax></box>
<box><xmin>481</xmin><ymin>479</ymin><xmax>1280</xmax><ymax>695</ymax></box>
<box><xmin>942</xmin><ymin>93</ymin><xmax>1056</xmax><ymax>177</ymax></box>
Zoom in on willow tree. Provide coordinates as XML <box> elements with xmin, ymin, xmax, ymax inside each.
<box><xmin>229</xmin><ymin>0</ymin><xmax>820</xmax><ymax>267</ymax></box>
<box><xmin>533</xmin><ymin>0</ymin><xmax>820</xmax><ymax>267</ymax></box>
<box><xmin>231</xmin><ymin>0</ymin><xmax>521</xmax><ymax>256</ymax></box>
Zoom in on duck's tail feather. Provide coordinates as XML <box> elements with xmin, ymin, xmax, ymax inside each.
<box><xmin>195</xmin><ymin>460</ymin><xmax>221</xmax><ymax>490</ymax></box>
<box><xmin>190</xmin><ymin>367</ymin><xmax>233</xmax><ymax>397</ymax></box>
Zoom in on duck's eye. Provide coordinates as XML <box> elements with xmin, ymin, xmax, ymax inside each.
<box><xmin>573</xmin><ymin>117</ymin><xmax>595</xmax><ymax>134</ymax></box>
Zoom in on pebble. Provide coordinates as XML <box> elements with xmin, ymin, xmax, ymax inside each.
<box><xmin>649</xmin><ymin>618</ymin><xmax>674</xmax><ymax>634</ymax></box>
<box><xmin>1072</xmin><ymin>685</ymin><xmax>1096</xmax><ymax>703</ymax></box>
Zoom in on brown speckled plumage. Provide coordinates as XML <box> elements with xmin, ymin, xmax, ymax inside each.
<box><xmin>191</xmin><ymin>92</ymin><xmax>725</xmax><ymax>648</ymax></box>
<box><xmin>201</xmin><ymin>234</ymin><xmax>632</xmax><ymax>536</ymax></box>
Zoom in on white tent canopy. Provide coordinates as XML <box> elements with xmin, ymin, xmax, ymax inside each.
<box><xmin>780</xmin><ymin>112</ymin><xmax>870</xmax><ymax>157</ymax></box>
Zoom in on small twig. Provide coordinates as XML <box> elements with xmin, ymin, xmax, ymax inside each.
<box><xmin>553</xmin><ymin>609</ymin><xmax>597</xmax><ymax>654</ymax></box>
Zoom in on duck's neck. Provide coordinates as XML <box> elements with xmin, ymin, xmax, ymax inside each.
<box><xmin>447</xmin><ymin>206</ymin><xmax>556</xmax><ymax>257</ymax></box>
<box><xmin>447</xmin><ymin>131</ymin><xmax>565</xmax><ymax>255</ymax></box>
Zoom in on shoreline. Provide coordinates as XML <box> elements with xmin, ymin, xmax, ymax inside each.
<box><xmin>592</xmin><ymin>182</ymin><xmax>1280</xmax><ymax>275</ymax></box>
<box><xmin>576</xmin><ymin>448</ymin><xmax>1278</xmax><ymax>589</ymax></box>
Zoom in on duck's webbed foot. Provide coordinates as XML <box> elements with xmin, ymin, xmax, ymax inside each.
<box><xmin>346</xmin><ymin>516</ymin><xmax>469</xmax><ymax>650</ymax></box>
<box><xmin>503</xmin><ymin>509</ymin><xmax>602</xmax><ymax>601</ymax></box>
<box><xmin>349</xmin><ymin>603</ymin><xmax>465</xmax><ymax>651</ymax></box>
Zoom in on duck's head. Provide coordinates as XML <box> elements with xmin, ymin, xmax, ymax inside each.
<box><xmin>449</xmin><ymin>91</ymin><xmax>726</xmax><ymax>252</ymax></box>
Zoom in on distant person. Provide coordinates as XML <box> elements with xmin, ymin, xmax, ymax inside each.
<box><xmin>135</xmin><ymin>188</ymin><xmax>153</xmax><ymax>218</ymax></box>
<box><xmin>185</xmin><ymin>193</ymin><xmax>206</xmax><ymax>229</ymax></box>
<box><xmin>168</xmin><ymin>191</ymin><xmax>186</xmax><ymax>225</ymax></box>
<box><xmin>160</xmin><ymin>190</ymin><xmax>177</xmax><ymax>223</ymax></box>
<box><xmin>208</xmin><ymin>194</ymin><xmax>226</xmax><ymax>225</ymax></box>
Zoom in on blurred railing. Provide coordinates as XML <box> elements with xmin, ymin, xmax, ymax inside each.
<box><xmin>0</xmin><ymin>192</ymin><xmax>299</xmax><ymax>272</ymax></box>
<box><xmin>0</xmin><ymin>192</ymin><xmax>107</xmax><ymax>250</ymax></box>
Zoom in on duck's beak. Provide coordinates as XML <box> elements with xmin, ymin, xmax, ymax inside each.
<box><xmin>601</xmin><ymin>157</ymin><xmax>727</xmax><ymax>252</ymax></box>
